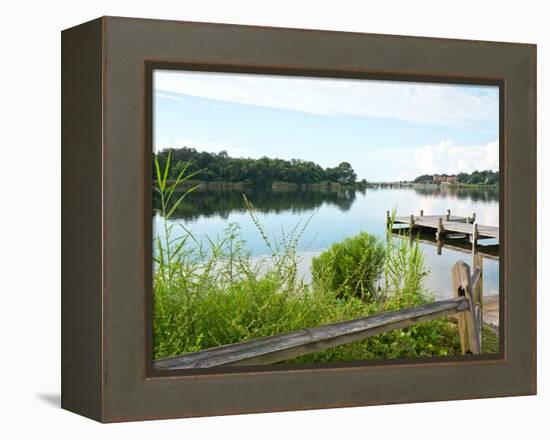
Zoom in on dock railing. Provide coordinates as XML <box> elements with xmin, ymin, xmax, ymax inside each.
<box><xmin>155</xmin><ymin>260</ymin><xmax>484</xmax><ymax>370</ymax></box>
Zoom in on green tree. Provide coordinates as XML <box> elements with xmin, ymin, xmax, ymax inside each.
<box><xmin>154</xmin><ymin>147</ymin><xmax>362</xmax><ymax>187</ymax></box>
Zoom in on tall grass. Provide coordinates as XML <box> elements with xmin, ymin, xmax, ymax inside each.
<box><xmin>152</xmin><ymin>155</ymin><xmax>493</xmax><ymax>362</ymax></box>
<box><xmin>383</xmin><ymin>209</ymin><xmax>429</xmax><ymax>308</ymax></box>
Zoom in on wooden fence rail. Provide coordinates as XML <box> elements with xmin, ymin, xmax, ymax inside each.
<box><xmin>155</xmin><ymin>260</ymin><xmax>483</xmax><ymax>370</ymax></box>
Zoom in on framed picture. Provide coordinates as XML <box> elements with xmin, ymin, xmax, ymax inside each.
<box><xmin>62</xmin><ymin>16</ymin><xmax>536</xmax><ymax>422</ymax></box>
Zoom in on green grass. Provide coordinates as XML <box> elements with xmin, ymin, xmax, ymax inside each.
<box><xmin>152</xmin><ymin>153</ymin><xmax>498</xmax><ymax>363</ymax></box>
<box><xmin>481</xmin><ymin>325</ymin><xmax>500</xmax><ymax>354</ymax></box>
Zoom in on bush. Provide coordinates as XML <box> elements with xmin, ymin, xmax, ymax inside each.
<box><xmin>311</xmin><ymin>232</ymin><xmax>385</xmax><ymax>301</ymax></box>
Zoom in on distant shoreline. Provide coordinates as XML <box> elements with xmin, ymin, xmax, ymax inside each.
<box><xmin>444</xmin><ymin>183</ymin><xmax>499</xmax><ymax>188</ymax></box>
<box><xmin>164</xmin><ymin>179</ymin><xmax>373</xmax><ymax>191</ymax></box>
<box><xmin>161</xmin><ymin>179</ymin><xmax>498</xmax><ymax>191</ymax></box>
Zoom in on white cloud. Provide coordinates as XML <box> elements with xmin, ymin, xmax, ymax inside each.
<box><xmin>154</xmin><ymin>70</ymin><xmax>498</xmax><ymax>127</ymax></box>
<box><xmin>411</xmin><ymin>139</ymin><xmax>499</xmax><ymax>175</ymax></box>
<box><xmin>363</xmin><ymin>139</ymin><xmax>499</xmax><ymax>181</ymax></box>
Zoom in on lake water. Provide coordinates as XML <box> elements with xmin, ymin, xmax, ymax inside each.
<box><xmin>154</xmin><ymin>185</ymin><xmax>499</xmax><ymax>299</ymax></box>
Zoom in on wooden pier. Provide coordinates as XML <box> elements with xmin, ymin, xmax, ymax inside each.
<box><xmin>389</xmin><ymin>210</ymin><xmax>499</xmax><ymax>241</ymax></box>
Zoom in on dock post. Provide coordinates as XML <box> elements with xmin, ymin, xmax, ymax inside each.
<box><xmin>471</xmin><ymin>212</ymin><xmax>476</xmax><ymax>223</ymax></box>
<box><xmin>420</xmin><ymin>209</ymin><xmax>424</xmax><ymax>217</ymax></box>
<box><xmin>386</xmin><ymin>210</ymin><xmax>390</xmax><ymax>227</ymax></box>
<box><xmin>446</xmin><ymin>209</ymin><xmax>451</xmax><ymax>221</ymax></box>
<box><xmin>471</xmin><ymin>222</ymin><xmax>478</xmax><ymax>254</ymax></box>
<box><xmin>436</xmin><ymin>217</ymin><xmax>443</xmax><ymax>240</ymax></box>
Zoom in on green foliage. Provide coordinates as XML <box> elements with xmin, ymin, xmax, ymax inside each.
<box><xmin>413</xmin><ymin>174</ymin><xmax>434</xmax><ymax>184</ymax></box>
<box><xmin>456</xmin><ymin>170</ymin><xmax>499</xmax><ymax>185</ymax></box>
<box><xmin>311</xmin><ymin>232</ymin><xmax>385</xmax><ymax>301</ymax></box>
<box><xmin>290</xmin><ymin>320</ymin><xmax>462</xmax><ymax>363</ymax></box>
<box><xmin>154</xmin><ymin>146</ymin><xmax>357</xmax><ymax>187</ymax></box>
<box><xmin>481</xmin><ymin>326</ymin><xmax>499</xmax><ymax>353</ymax></box>
<box><xmin>325</xmin><ymin>161</ymin><xmax>357</xmax><ymax>184</ymax></box>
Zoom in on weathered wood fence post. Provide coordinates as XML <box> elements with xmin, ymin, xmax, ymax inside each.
<box><xmin>452</xmin><ymin>261</ymin><xmax>481</xmax><ymax>354</ymax></box>
<box><xmin>472</xmin><ymin>253</ymin><xmax>484</xmax><ymax>345</ymax></box>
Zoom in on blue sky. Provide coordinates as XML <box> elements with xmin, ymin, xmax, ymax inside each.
<box><xmin>154</xmin><ymin>70</ymin><xmax>499</xmax><ymax>181</ymax></box>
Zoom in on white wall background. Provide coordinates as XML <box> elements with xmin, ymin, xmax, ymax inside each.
<box><xmin>0</xmin><ymin>0</ymin><xmax>546</xmax><ymax>437</ymax></box>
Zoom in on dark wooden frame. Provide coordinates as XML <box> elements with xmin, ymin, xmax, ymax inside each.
<box><xmin>62</xmin><ymin>16</ymin><xmax>536</xmax><ymax>422</ymax></box>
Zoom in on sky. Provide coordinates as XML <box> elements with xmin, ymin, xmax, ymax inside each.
<box><xmin>153</xmin><ymin>70</ymin><xmax>499</xmax><ymax>181</ymax></box>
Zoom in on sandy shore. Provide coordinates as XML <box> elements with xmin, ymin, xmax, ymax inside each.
<box><xmin>483</xmin><ymin>295</ymin><xmax>499</xmax><ymax>332</ymax></box>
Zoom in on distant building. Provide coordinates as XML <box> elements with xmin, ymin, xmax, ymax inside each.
<box><xmin>432</xmin><ymin>174</ymin><xmax>457</xmax><ymax>184</ymax></box>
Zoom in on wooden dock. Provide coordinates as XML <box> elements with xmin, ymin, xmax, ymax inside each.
<box><xmin>391</xmin><ymin>229</ymin><xmax>499</xmax><ymax>260</ymax></box>
<box><xmin>390</xmin><ymin>210</ymin><xmax>499</xmax><ymax>240</ymax></box>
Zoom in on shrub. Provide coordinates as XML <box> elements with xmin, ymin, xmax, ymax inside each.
<box><xmin>311</xmin><ymin>232</ymin><xmax>385</xmax><ymax>301</ymax></box>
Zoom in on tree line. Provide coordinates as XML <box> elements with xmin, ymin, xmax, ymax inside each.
<box><xmin>154</xmin><ymin>147</ymin><xmax>359</xmax><ymax>187</ymax></box>
<box><xmin>413</xmin><ymin>170</ymin><xmax>499</xmax><ymax>185</ymax></box>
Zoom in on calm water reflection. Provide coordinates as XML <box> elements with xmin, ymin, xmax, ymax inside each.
<box><xmin>154</xmin><ymin>186</ymin><xmax>499</xmax><ymax>299</ymax></box>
